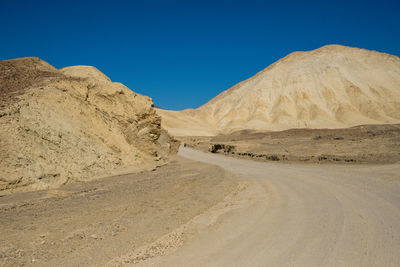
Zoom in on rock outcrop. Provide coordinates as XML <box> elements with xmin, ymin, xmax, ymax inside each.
<box><xmin>0</xmin><ymin>57</ymin><xmax>178</xmax><ymax>193</ymax></box>
<box><xmin>158</xmin><ymin>45</ymin><xmax>400</xmax><ymax>136</ymax></box>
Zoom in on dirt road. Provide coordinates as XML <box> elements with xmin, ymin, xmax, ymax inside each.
<box><xmin>136</xmin><ymin>147</ymin><xmax>400</xmax><ymax>266</ymax></box>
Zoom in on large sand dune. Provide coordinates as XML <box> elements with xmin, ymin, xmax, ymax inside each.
<box><xmin>158</xmin><ymin>45</ymin><xmax>400</xmax><ymax>136</ymax></box>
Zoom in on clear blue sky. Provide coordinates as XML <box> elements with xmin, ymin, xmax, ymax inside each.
<box><xmin>1</xmin><ymin>0</ymin><xmax>399</xmax><ymax>110</ymax></box>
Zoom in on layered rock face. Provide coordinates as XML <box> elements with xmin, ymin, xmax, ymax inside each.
<box><xmin>158</xmin><ymin>45</ymin><xmax>400</xmax><ymax>136</ymax></box>
<box><xmin>0</xmin><ymin>57</ymin><xmax>178</xmax><ymax>193</ymax></box>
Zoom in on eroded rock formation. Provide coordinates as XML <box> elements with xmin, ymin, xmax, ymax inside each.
<box><xmin>0</xmin><ymin>57</ymin><xmax>178</xmax><ymax>193</ymax></box>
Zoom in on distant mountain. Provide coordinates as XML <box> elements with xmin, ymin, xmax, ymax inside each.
<box><xmin>158</xmin><ymin>45</ymin><xmax>400</xmax><ymax>136</ymax></box>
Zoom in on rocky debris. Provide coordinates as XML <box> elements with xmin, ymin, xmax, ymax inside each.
<box><xmin>0</xmin><ymin>57</ymin><xmax>178</xmax><ymax>194</ymax></box>
<box><xmin>209</xmin><ymin>145</ymin><xmax>283</xmax><ymax>161</ymax></box>
<box><xmin>209</xmin><ymin>143</ymin><xmax>284</xmax><ymax>161</ymax></box>
<box><xmin>209</xmin><ymin>144</ymin><xmax>236</xmax><ymax>154</ymax></box>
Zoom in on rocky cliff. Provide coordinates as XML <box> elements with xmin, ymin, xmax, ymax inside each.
<box><xmin>0</xmin><ymin>57</ymin><xmax>178</xmax><ymax>193</ymax></box>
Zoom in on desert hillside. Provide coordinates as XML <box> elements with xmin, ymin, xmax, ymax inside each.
<box><xmin>0</xmin><ymin>57</ymin><xmax>178</xmax><ymax>193</ymax></box>
<box><xmin>158</xmin><ymin>45</ymin><xmax>400</xmax><ymax>136</ymax></box>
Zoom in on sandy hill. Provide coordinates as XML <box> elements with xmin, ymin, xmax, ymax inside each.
<box><xmin>0</xmin><ymin>57</ymin><xmax>178</xmax><ymax>193</ymax></box>
<box><xmin>158</xmin><ymin>45</ymin><xmax>400</xmax><ymax>136</ymax></box>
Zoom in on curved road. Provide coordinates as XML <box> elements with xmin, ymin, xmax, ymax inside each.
<box><xmin>139</xmin><ymin>147</ymin><xmax>400</xmax><ymax>267</ymax></box>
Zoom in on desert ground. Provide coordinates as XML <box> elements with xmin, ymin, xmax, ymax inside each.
<box><xmin>180</xmin><ymin>124</ymin><xmax>400</xmax><ymax>164</ymax></box>
<box><xmin>0</xmin><ymin>156</ymin><xmax>238</xmax><ymax>266</ymax></box>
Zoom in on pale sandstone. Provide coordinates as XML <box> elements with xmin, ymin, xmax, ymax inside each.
<box><xmin>0</xmin><ymin>57</ymin><xmax>178</xmax><ymax>193</ymax></box>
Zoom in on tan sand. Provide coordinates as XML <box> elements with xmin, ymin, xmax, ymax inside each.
<box><xmin>158</xmin><ymin>45</ymin><xmax>400</xmax><ymax>136</ymax></box>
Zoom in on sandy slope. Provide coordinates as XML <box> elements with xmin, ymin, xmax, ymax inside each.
<box><xmin>158</xmin><ymin>45</ymin><xmax>400</xmax><ymax>136</ymax></box>
<box><xmin>135</xmin><ymin>147</ymin><xmax>400</xmax><ymax>266</ymax></box>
